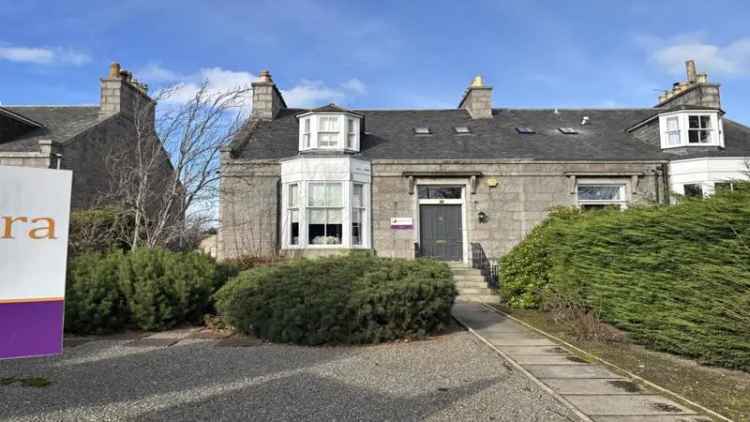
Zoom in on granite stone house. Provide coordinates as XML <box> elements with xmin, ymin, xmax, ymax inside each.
<box><xmin>219</xmin><ymin>60</ymin><xmax>750</xmax><ymax>264</ymax></box>
<box><xmin>0</xmin><ymin>63</ymin><xmax>168</xmax><ymax>210</ymax></box>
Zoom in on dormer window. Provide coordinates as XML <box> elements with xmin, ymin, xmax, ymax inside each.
<box><xmin>658</xmin><ymin>111</ymin><xmax>723</xmax><ymax>149</ymax></box>
<box><xmin>297</xmin><ymin>105</ymin><xmax>362</xmax><ymax>153</ymax></box>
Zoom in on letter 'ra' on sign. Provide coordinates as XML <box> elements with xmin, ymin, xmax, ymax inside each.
<box><xmin>1</xmin><ymin>216</ymin><xmax>57</xmax><ymax>239</ymax></box>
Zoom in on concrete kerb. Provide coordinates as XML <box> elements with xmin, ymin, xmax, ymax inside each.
<box><xmin>479</xmin><ymin>303</ymin><xmax>734</xmax><ymax>422</ymax></box>
<box><xmin>452</xmin><ymin>311</ymin><xmax>595</xmax><ymax>422</ymax></box>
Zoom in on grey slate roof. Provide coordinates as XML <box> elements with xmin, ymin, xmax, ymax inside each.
<box><xmin>231</xmin><ymin>107</ymin><xmax>750</xmax><ymax>161</ymax></box>
<box><xmin>0</xmin><ymin>106</ymin><xmax>101</xmax><ymax>152</ymax></box>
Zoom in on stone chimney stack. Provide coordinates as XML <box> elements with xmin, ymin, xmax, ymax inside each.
<box><xmin>656</xmin><ymin>60</ymin><xmax>720</xmax><ymax>109</ymax></box>
<box><xmin>458</xmin><ymin>75</ymin><xmax>493</xmax><ymax>119</ymax></box>
<box><xmin>251</xmin><ymin>70</ymin><xmax>287</xmax><ymax>120</ymax></box>
<box><xmin>99</xmin><ymin>62</ymin><xmax>155</xmax><ymax>122</ymax></box>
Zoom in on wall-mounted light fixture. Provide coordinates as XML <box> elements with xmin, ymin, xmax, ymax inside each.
<box><xmin>477</xmin><ymin>211</ymin><xmax>488</xmax><ymax>223</ymax></box>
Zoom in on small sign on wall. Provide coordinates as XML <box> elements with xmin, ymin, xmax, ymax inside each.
<box><xmin>0</xmin><ymin>165</ymin><xmax>72</xmax><ymax>360</ymax></box>
<box><xmin>390</xmin><ymin>217</ymin><xmax>414</xmax><ymax>229</ymax></box>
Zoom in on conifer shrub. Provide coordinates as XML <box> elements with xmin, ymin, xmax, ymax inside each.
<box><xmin>215</xmin><ymin>255</ymin><xmax>456</xmax><ymax>345</ymax></box>
<box><xmin>65</xmin><ymin>251</ymin><xmax>128</xmax><ymax>334</ymax></box>
<box><xmin>117</xmin><ymin>248</ymin><xmax>225</xmax><ymax>331</ymax></box>
<box><xmin>500</xmin><ymin>185</ymin><xmax>750</xmax><ymax>370</ymax></box>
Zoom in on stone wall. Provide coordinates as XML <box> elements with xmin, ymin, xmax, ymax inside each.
<box><xmin>218</xmin><ymin>157</ymin><xmax>280</xmax><ymax>260</ymax></box>
<box><xmin>219</xmin><ymin>158</ymin><xmax>668</xmax><ymax>262</ymax></box>
<box><xmin>0</xmin><ymin>153</ymin><xmax>52</xmax><ymax>169</ymax></box>
<box><xmin>370</xmin><ymin>160</ymin><xmax>667</xmax><ymax>261</ymax></box>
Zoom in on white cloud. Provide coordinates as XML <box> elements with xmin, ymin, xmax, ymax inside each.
<box><xmin>642</xmin><ymin>34</ymin><xmax>750</xmax><ymax>77</ymax></box>
<box><xmin>142</xmin><ymin>65</ymin><xmax>367</xmax><ymax>110</ymax></box>
<box><xmin>340</xmin><ymin>78</ymin><xmax>367</xmax><ymax>95</ymax></box>
<box><xmin>0</xmin><ymin>45</ymin><xmax>90</xmax><ymax>66</ymax></box>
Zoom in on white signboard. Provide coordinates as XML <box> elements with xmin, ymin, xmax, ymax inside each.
<box><xmin>0</xmin><ymin>165</ymin><xmax>72</xmax><ymax>359</ymax></box>
<box><xmin>390</xmin><ymin>217</ymin><xmax>414</xmax><ymax>229</ymax></box>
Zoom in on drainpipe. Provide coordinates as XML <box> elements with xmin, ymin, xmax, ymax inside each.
<box><xmin>661</xmin><ymin>162</ymin><xmax>670</xmax><ymax>205</ymax></box>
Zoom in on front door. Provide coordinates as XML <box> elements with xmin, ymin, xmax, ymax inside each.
<box><xmin>419</xmin><ymin>204</ymin><xmax>463</xmax><ymax>261</ymax></box>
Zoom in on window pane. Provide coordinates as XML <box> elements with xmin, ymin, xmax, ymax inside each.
<box><xmin>699</xmin><ymin>130</ymin><xmax>711</xmax><ymax>143</ymax></box>
<box><xmin>347</xmin><ymin>134</ymin><xmax>354</xmax><ymax>148</ymax></box>
<box><xmin>715</xmin><ymin>182</ymin><xmax>733</xmax><ymax>193</ymax></box>
<box><xmin>320</xmin><ymin>116</ymin><xmax>339</xmax><ymax>131</ymax></box>
<box><xmin>326</xmin><ymin>183</ymin><xmax>342</xmax><ymax>207</ymax></box>
<box><xmin>309</xmin><ymin>184</ymin><xmax>326</xmax><ymax>206</ymax></box>
<box><xmin>319</xmin><ymin>133</ymin><xmax>338</xmax><ymax>147</ymax></box>
<box><xmin>353</xmin><ymin>184</ymin><xmax>363</xmax><ymax>207</ymax></box>
<box><xmin>288</xmin><ymin>184</ymin><xmax>298</xmax><ymax>207</ymax></box>
<box><xmin>577</xmin><ymin>185</ymin><xmax>622</xmax><ymax>201</ymax></box>
<box><xmin>417</xmin><ymin>186</ymin><xmax>462</xmax><ymax>199</ymax></box>
<box><xmin>304</xmin><ymin>118</ymin><xmax>310</xmax><ymax>132</ymax></box>
<box><xmin>326</xmin><ymin>224</ymin><xmax>342</xmax><ymax>244</ymax></box>
<box><xmin>666</xmin><ymin>117</ymin><xmax>679</xmax><ymax>131</ymax></box>
<box><xmin>581</xmin><ymin>204</ymin><xmax>620</xmax><ymax>211</ymax></box>
<box><xmin>688</xmin><ymin>131</ymin><xmax>699</xmax><ymax>143</ymax></box>
<box><xmin>684</xmin><ymin>184</ymin><xmax>703</xmax><ymax>198</ymax></box>
<box><xmin>689</xmin><ymin>116</ymin><xmax>699</xmax><ymax>128</ymax></box>
<box><xmin>668</xmin><ymin>132</ymin><xmax>681</xmax><ymax>145</ymax></box>
<box><xmin>700</xmin><ymin>116</ymin><xmax>711</xmax><ymax>128</ymax></box>
<box><xmin>327</xmin><ymin>209</ymin><xmax>342</xmax><ymax>224</ymax></box>
<box><xmin>352</xmin><ymin>209</ymin><xmax>362</xmax><ymax>245</ymax></box>
<box><xmin>309</xmin><ymin>209</ymin><xmax>326</xmax><ymax>224</ymax></box>
<box><xmin>290</xmin><ymin>210</ymin><xmax>299</xmax><ymax>245</ymax></box>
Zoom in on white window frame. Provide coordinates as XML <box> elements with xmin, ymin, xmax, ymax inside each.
<box><xmin>351</xmin><ymin>183</ymin><xmax>365</xmax><ymax>246</ymax></box>
<box><xmin>658</xmin><ymin>111</ymin><xmax>724</xmax><ymax>149</ymax></box>
<box><xmin>288</xmin><ymin>184</ymin><xmax>300</xmax><ymax>245</ymax></box>
<box><xmin>297</xmin><ymin>112</ymin><xmax>360</xmax><ymax>153</ymax></box>
<box><xmin>576</xmin><ymin>179</ymin><xmax>629</xmax><ymax>210</ymax></box>
<box><xmin>307</xmin><ymin>182</ymin><xmax>344</xmax><ymax>246</ymax></box>
<box><xmin>317</xmin><ymin>116</ymin><xmax>341</xmax><ymax>149</ymax></box>
<box><xmin>281</xmin><ymin>180</ymin><xmax>370</xmax><ymax>250</ymax></box>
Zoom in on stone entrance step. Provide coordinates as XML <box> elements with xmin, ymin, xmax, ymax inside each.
<box><xmin>456</xmin><ymin>294</ymin><xmax>501</xmax><ymax>304</ymax></box>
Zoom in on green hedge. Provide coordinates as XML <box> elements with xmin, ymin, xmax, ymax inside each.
<box><xmin>65</xmin><ymin>251</ymin><xmax>128</xmax><ymax>333</ymax></box>
<box><xmin>65</xmin><ymin>248</ymin><xmax>232</xmax><ymax>333</ymax></box>
<box><xmin>215</xmin><ymin>255</ymin><xmax>456</xmax><ymax>345</ymax></box>
<box><xmin>500</xmin><ymin>187</ymin><xmax>750</xmax><ymax>370</ymax></box>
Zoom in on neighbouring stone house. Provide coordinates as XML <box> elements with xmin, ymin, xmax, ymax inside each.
<box><xmin>0</xmin><ymin>63</ymin><xmax>172</xmax><ymax>211</ymax></box>
<box><xmin>219</xmin><ymin>61</ymin><xmax>750</xmax><ymax>264</ymax></box>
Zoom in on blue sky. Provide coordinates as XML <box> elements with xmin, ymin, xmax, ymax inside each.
<box><xmin>2</xmin><ymin>0</ymin><xmax>750</xmax><ymax>122</ymax></box>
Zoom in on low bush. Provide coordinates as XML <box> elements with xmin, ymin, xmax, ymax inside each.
<box><xmin>118</xmin><ymin>248</ymin><xmax>226</xmax><ymax>331</ymax></box>
<box><xmin>215</xmin><ymin>255</ymin><xmax>456</xmax><ymax>345</ymax></box>
<box><xmin>500</xmin><ymin>186</ymin><xmax>750</xmax><ymax>370</ymax></box>
<box><xmin>65</xmin><ymin>251</ymin><xmax>128</xmax><ymax>333</ymax></box>
<box><xmin>64</xmin><ymin>248</ymin><xmax>232</xmax><ymax>334</ymax></box>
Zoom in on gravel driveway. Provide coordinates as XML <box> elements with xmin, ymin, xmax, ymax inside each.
<box><xmin>0</xmin><ymin>328</ymin><xmax>576</xmax><ymax>421</ymax></box>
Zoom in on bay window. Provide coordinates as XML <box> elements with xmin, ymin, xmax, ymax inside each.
<box><xmin>659</xmin><ymin>112</ymin><xmax>723</xmax><ymax>149</ymax></box>
<box><xmin>296</xmin><ymin>111</ymin><xmax>361</xmax><ymax>152</ymax></box>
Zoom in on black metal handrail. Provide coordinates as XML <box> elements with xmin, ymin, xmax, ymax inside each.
<box><xmin>471</xmin><ymin>242</ymin><xmax>498</xmax><ymax>289</ymax></box>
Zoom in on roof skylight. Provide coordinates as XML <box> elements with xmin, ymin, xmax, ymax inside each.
<box><xmin>559</xmin><ymin>127</ymin><xmax>578</xmax><ymax>135</ymax></box>
<box><xmin>515</xmin><ymin>127</ymin><xmax>536</xmax><ymax>134</ymax></box>
<box><xmin>454</xmin><ymin>126</ymin><xmax>471</xmax><ymax>134</ymax></box>
<box><xmin>414</xmin><ymin>127</ymin><xmax>432</xmax><ymax>135</ymax></box>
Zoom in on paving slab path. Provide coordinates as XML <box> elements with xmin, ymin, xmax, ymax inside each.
<box><xmin>452</xmin><ymin>303</ymin><xmax>714</xmax><ymax>422</ymax></box>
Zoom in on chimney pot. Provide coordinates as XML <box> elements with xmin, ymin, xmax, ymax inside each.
<box><xmin>258</xmin><ymin>69</ymin><xmax>273</xmax><ymax>83</ymax></box>
<box><xmin>109</xmin><ymin>62</ymin><xmax>121</xmax><ymax>79</ymax></box>
<box><xmin>686</xmin><ymin>60</ymin><xmax>697</xmax><ymax>83</ymax></box>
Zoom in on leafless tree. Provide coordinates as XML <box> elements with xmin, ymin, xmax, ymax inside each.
<box><xmin>105</xmin><ymin>82</ymin><xmax>250</xmax><ymax>250</ymax></box>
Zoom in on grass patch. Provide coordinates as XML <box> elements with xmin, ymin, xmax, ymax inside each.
<box><xmin>0</xmin><ymin>377</ymin><xmax>52</xmax><ymax>388</ymax></box>
<box><xmin>494</xmin><ymin>305</ymin><xmax>750</xmax><ymax>422</ymax></box>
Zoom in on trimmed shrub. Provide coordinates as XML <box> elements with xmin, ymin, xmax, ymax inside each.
<box><xmin>501</xmin><ymin>186</ymin><xmax>750</xmax><ymax>370</ymax></box>
<box><xmin>65</xmin><ymin>251</ymin><xmax>128</xmax><ymax>334</ymax></box>
<box><xmin>215</xmin><ymin>255</ymin><xmax>456</xmax><ymax>345</ymax></box>
<box><xmin>117</xmin><ymin>248</ymin><xmax>226</xmax><ymax>331</ymax></box>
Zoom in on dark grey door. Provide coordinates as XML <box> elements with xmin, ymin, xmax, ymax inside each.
<box><xmin>419</xmin><ymin>204</ymin><xmax>463</xmax><ymax>261</ymax></box>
